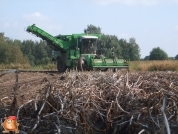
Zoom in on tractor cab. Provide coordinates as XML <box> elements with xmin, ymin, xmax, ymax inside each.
<box><xmin>78</xmin><ymin>36</ymin><xmax>98</xmax><ymax>55</ymax></box>
<box><xmin>77</xmin><ymin>35</ymin><xmax>99</xmax><ymax>71</ymax></box>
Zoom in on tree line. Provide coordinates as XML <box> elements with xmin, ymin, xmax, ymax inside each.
<box><xmin>85</xmin><ymin>24</ymin><xmax>178</xmax><ymax>61</ymax></box>
<box><xmin>0</xmin><ymin>33</ymin><xmax>52</xmax><ymax>66</ymax></box>
<box><xmin>85</xmin><ymin>24</ymin><xmax>140</xmax><ymax>61</ymax></box>
<box><xmin>144</xmin><ymin>47</ymin><xmax>178</xmax><ymax>60</ymax></box>
<box><xmin>0</xmin><ymin>24</ymin><xmax>177</xmax><ymax>66</ymax></box>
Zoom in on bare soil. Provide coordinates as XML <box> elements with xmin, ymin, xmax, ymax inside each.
<box><xmin>0</xmin><ymin>71</ymin><xmax>60</xmax><ymax>106</ymax></box>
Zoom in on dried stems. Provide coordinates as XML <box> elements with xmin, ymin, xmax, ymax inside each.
<box><xmin>0</xmin><ymin>70</ymin><xmax>178</xmax><ymax>134</ymax></box>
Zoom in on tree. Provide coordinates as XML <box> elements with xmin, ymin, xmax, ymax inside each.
<box><xmin>118</xmin><ymin>39</ymin><xmax>129</xmax><ymax>60</ymax></box>
<box><xmin>84</xmin><ymin>24</ymin><xmax>101</xmax><ymax>34</ymax></box>
<box><xmin>168</xmin><ymin>57</ymin><xmax>174</xmax><ymax>60</ymax></box>
<box><xmin>9</xmin><ymin>45</ymin><xmax>27</xmax><ymax>64</ymax></box>
<box><xmin>0</xmin><ymin>44</ymin><xmax>11</xmax><ymax>63</ymax></box>
<box><xmin>101</xmin><ymin>34</ymin><xmax>122</xmax><ymax>58</ymax></box>
<box><xmin>149</xmin><ymin>47</ymin><xmax>168</xmax><ymax>60</ymax></box>
<box><xmin>0</xmin><ymin>33</ymin><xmax>27</xmax><ymax>64</ymax></box>
<box><xmin>144</xmin><ymin>56</ymin><xmax>150</xmax><ymax>60</ymax></box>
<box><xmin>0</xmin><ymin>32</ymin><xmax>53</xmax><ymax>66</ymax></box>
<box><xmin>20</xmin><ymin>40</ymin><xmax>52</xmax><ymax>66</ymax></box>
<box><xmin>175</xmin><ymin>54</ymin><xmax>178</xmax><ymax>60</ymax></box>
<box><xmin>0</xmin><ymin>33</ymin><xmax>5</xmax><ymax>44</ymax></box>
<box><xmin>21</xmin><ymin>40</ymin><xmax>36</xmax><ymax>65</ymax></box>
<box><xmin>128</xmin><ymin>38</ymin><xmax>140</xmax><ymax>61</ymax></box>
<box><xmin>83</xmin><ymin>25</ymin><xmax>141</xmax><ymax>61</ymax></box>
<box><xmin>118</xmin><ymin>38</ymin><xmax>140</xmax><ymax>61</ymax></box>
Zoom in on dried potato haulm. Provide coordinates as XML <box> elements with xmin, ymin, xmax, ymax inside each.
<box><xmin>0</xmin><ymin>70</ymin><xmax>178</xmax><ymax>134</ymax></box>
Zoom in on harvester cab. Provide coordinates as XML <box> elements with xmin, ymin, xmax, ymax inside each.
<box><xmin>77</xmin><ymin>35</ymin><xmax>99</xmax><ymax>71</ymax></box>
<box><xmin>78</xmin><ymin>36</ymin><xmax>97</xmax><ymax>54</ymax></box>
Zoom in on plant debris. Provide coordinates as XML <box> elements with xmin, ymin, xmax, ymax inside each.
<box><xmin>0</xmin><ymin>70</ymin><xmax>178</xmax><ymax>134</ymax></box>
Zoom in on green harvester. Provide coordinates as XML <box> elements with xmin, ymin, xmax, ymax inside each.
<box><xmin>26</xmin><ymin>24</ymin><xmax>129</xmax><ymax>72</ymax></box>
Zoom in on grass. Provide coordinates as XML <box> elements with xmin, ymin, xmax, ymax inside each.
<box><xmin>129</xmin><ymin>60</ymin><xmax>178</xmax><ymax>71</ymax></box>
<box><xmin>0</xmin><ymin>63</ymin><xmax>31</xmax><ymax>70</ymax></box>
<box><xmin>1</xmin><ymin>60</ymin><xmax>178</xmax><ymax>72</ymax></box>
<box><xmin>0</xmin><ymin>63</ymin><xmax>56</xmax><ymax>71</ymax></box>
<box><xmin>31</xmin><ymin>63</ymin><xmax>57</xmax><ymax>71</ymax></box>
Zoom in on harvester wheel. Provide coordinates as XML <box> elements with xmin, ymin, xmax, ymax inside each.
<box><xmin>57</xmin><ymin>57</ymin><xmax>67</xmax><ymax>73</ymax></box>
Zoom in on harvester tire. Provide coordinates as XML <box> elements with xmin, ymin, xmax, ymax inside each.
<box><xmin>57</xmin><ymin>57</ymin><xmax>67</xmax><ymax>73</ymax></box>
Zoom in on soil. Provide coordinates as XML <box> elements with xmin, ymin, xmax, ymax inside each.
<box><xmin>0</xmin><ymin>71</ymin><xmax>62</xmax><ymax>134</ymax></box>
<box><xmin>0</xmin><ymin>71</ymin><xmax>60</xmax><ymax>106</ymax></box>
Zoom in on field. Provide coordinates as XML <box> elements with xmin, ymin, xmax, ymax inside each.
<box><xmin>1</xmin><ymin>60</ymin><xmax>178</xmax><ymax>72</ymax></box>
<box><xmin>129</xmin><ymin>60</ymin><xmax>178</xmax><ymax>71</ymax></box>
<box><xmin>0</xmin><ymin>69</ymin><xmax>178</xmax><ymax>134</ymax></box>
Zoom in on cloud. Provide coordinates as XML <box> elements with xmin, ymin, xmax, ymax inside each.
<box><xmin>23</xmin><ymin>12</ymin><xmax>49</xmax><ymax>21</ymax></box>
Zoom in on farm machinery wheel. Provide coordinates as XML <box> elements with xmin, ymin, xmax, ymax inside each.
<box><xmin>57</xmin><ymin>57</ymin><xmax>67</xmax><ymax>73</ymax></box>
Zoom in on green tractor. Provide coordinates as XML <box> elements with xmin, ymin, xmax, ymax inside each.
<box><xmin>26</xmin><ymin>24</ymin><xmax>129</xmax><ymax>72</ymax></box>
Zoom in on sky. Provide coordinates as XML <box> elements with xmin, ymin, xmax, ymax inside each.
<box><xmin>0</xmin><ymin>0</ymin><xmax>178</xmax><ymax>58</ymax></box>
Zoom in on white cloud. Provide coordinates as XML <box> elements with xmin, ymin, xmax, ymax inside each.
<box><xmin>23</xmin><ymin>12</ymin><xmax>49</xmax><ymax>21</ymax></box>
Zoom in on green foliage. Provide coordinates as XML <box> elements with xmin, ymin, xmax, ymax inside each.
<box><xmin>100</xmin><ymin>34</ymin><xmax>141</xmax><ymax>61</ymax></box>
<box><xmin>0</xmin><ymin>44</ymin><xmax>11</xmax><ymax>63</ymax></box>
<box><xmin>20</xmin><ymin>40</ymin><xmax>52</xmax><ymax>66</ymax></box>
<box><xmin>169</xmin><ymin>57</ymin><xmax>175</xmax><ymax>60</ymax></box>
<box><xmin>0</xmin><ymin>32</ymin><xmax>53</xmax><ymax>66</ymax></box>
<box><xmin>0</xmin><ymin>33</ymin><xmax>27</xmax><ymax>64</ymax></box>
<box><xmin>83</xmin><ymin>24</ymin><xmax>141</xmax><ymax>60</ymax></box>
<box><xmin>21</xmin><ymin>40</ymin><xmax>36</xmax><ymax>65</ymax></box>
<box><xmin>144</xmin><ymin>56</ymin><xmax>150</xmax><ymax>60</ymax></box>
<box><xmin>128</xmin><ymin>38</ymin><xmax>140</xmax><ymax>60</ymax></box>
<box><xmin>101</xmin><ymin>34</ymin><xmax>122</xmax><ymax>58</ymax></box>
<box><xmin>149</xmin><ymin>47</ymin><xmax>168</xmax><ymax>60</ymax></box>
<box><xmin>118</xmin><ymin>38</ymin><xmax>140</xmax><ymax>61</ymax></box>
<box><xmin>175</xmin><ymin>54</ymin><xmax>178</xmax><ymax>60</ymax></box>
<box><xmin>84</xmin><ymin>24</ymin><xmax>101</xmax><ymax>34</ymax></box>
<box><xmin>9</xmin><ymin>45</ymin><xmax>27</xmax><ymax>64</ymax></box>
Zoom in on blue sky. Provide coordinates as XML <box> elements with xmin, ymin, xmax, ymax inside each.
<box><xmin>1</xmin><ymin>0</ymin><xmax>178</xmax><ymax>58</ymax></box>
